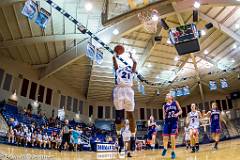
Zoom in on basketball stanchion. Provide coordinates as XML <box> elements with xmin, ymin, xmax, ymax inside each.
<box><xmin>43</xmin><ymin>0</ymin><xmax>146</xmax><ymax>83</ymax></box>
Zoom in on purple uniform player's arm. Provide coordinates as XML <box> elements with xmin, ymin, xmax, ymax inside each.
<box><xmin>174</xmin><ymin>101</ymin><xmax>182</xmax><ymax>117</ymax></box>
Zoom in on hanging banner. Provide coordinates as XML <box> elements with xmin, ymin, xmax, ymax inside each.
<box><xmin>21</xmin><ymin>0</ymin><xmax>38</xmax><ymax>19</ymax></box>
<box><xmin>95</xmin><ymin>49</ymin><xmax>104</xmax><ymax>64</ymax></box>
<box><xmin>58</xmin><ymin>108</ymin><xmax>65</xmax><ymax>121</ymax></box>
<box><xmin>86</xmin><ymin>43</ymin><xmax>96</xmax><ymax>61</ymax></box>
<box><xmin>35</xmin><ymin>8</ymin><xmax>51</xmax><ymax>29</ymax></box>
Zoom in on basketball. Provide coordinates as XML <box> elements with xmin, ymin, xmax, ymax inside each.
<box><xmin>114</xmin><ymin>45</ymin><xmax>125</xmax><ymax>55</ymax></box>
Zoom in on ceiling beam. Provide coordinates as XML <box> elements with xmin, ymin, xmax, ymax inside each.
<box><xmin>102</xmin><ymin>0</ymin><xmax>240</xmax><ymax>26</ymax></box>
<box><xmin>138</xmin><ymin>27</ymin><xmax>163</xmax><ymax>68</ymax></box>
<box><xmin>199</xmin><ymin>12</ymin><xmax>240</xmax><ymax>43</ymax></box>
<box><xmin>39</xmin><ymin>10</ymin><xmax>143</xmax><ymax>80</ymax></box>
<box><xmin>0</xmin><ymin>34</ymin><xmax>88</xmax><ymax>48</ymax></box>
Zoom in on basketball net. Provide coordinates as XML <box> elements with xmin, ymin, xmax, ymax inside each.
<box><xmin>138</xmin><ymin>9</ymin><xmax>159</xmax><ymax>33</ymax></box>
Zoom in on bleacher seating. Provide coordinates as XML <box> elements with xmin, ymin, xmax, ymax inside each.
<box><xmin>2</xmin><ymin>104</ymin><xmax>46</xmax><ymax>127</ymax></box>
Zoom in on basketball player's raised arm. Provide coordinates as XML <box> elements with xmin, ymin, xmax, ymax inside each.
<box><xmin>129</xmin><ymin>52</ymin><xmax>137</xmax><ymax>73</ymax></box>
<box><xmin>112</xmin><ymin>56</ymin><xmax>118</xmax><ymax>70</ymax></box>
<box><xmin>175</xmin><ymin>101</ymin><xmax>182</xmax><ymax>117</ymax></box>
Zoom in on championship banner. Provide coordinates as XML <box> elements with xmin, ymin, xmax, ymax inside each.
<box><xmin>57</xmin><ymin>109</ymin><xmax>65</xmax><ymax>121</ymax></box>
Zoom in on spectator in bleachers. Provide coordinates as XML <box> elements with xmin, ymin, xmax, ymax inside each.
<box><xmin>36</xmin><ymin>130</ymin><xmax>43</xmax><ymax>148</ymax></box>
<box><xmin>7</xmin><ymin>126</ymin><xmax>15</xmax><ymax>144</ymax></box>
<box><xmin>25</xmin><ymin>129</ymin><xmax>32</xmax><ymax>147</ymax></box>
<box><xmin>49</xmin><ymin>132</ymin><xmax>55</xmax><ymax>149</ymax></box>
<box><xmin>15</xmin><ymin>128</ymin><xmax>21</xmax><ymax>145</ymax></box>
<box><xmin>20</xmin><ymin>128</ymin><xmax>25</xmax><ymax>146</ymax></box>
<box><xmin>56</xmin><ymin>134</ymin><xmax>62</xmax><ymax>149</ymax></box>
<box><xmin>43</xmin><ymin>132</ymin><xmax>50</xmax><ymax>149</ymax></box>
<box><xmin>31</xmin><ymin>130</ymin><xmax>37</xmax><ymax>147</ymax></box>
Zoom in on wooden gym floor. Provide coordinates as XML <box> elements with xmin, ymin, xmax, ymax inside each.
<box><xmin>0</xmin><ymin>139</ymin><xmax>240</xmax><ymax>160</ymax></box>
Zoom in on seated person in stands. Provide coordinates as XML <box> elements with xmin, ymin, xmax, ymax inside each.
<box><xmin>25</xmin><ymin>129</ymin><xmax>32</xmax><ymax>147</ymax></box>
<box><xmin>55</xmin><ymin>135</ymin><xmax>62</xmax><ymax>149</ymax></box>
<box><xmin>49</xmin><ymin>132</ymin><xmax>55</xmax><ymax>149</ymax></box>
<box><xmin>7</xmin><ymin>126</ymin><xmax>15</xmax><ymax>144</ymax></box>
<box><xmin>36</xmin><ymin>130</ymin><xmax>43</xmax><ymax>148</ymax></box>
<box><xmin>43</xmin><ymin>132</ymin><xmax>50</xmax><ymax>149</ymax></box>
<box><xmin>19</xmin><ymin>128</ymin><xmax>25</xmax><ymax>146</ymax></box>
<box><xmin>31</xmin><ymin>130</ymin><xmax>37</xmax><ymax>147</ymax></box>
<box><xmin>15</xmin><ymin>128</ymin><xmax>21</xmax><ymax>145</ymax></box>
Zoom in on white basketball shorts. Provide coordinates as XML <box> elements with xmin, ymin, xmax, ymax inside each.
<box><xmin>113</xmin><ymin>86</ymin><xmax>135</xmax><ymax>112</ymax></box>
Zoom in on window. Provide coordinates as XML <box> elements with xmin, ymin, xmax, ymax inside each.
<box><xmin>21</xmin><ymin>79</ymin><xmax>29</xmax><ymax>97</ymax></box>
<box><xmin>222</xmin><ymin>100</ymin><xmax>227</xmax><ymax>110</ymax></box>
<box><xmin>146</xmin><ymin>108</ymin><xmax>151</xmax><ymax>119</ymax></box>
<box><xmin>29</xmin><ymin>82</ymin><xmax>37</xmax><ymax>100</ymax></box>
<box><xmin>216</xmin><ymin>100</ymin><xmax>221</xmax><ymax>110</ymax></box>
<box><xmin>66</xmin><ymin>96</ymin><xmax>72</xmax><ymax>111</ymax></box>
<box><xmin>73</xmin><ymin>98</ymin><xmax>78</xmax><ymax>113</ymax></box>
<box><xmin>158</xmin><ymin>109</ymin><xmax>163</xmax><ymax>120</ymax></box>
<box><xmin>98</xmin><ymin>106</ymin><xmax>103</xmax><ymax>119</ymax></box>
<box><xmin>60</xmin><ymin>95</ymin><xmax>66</xmax><ymax>109</ymax></box>
<box><xmin>38</xmin><ymin>85</ymin><xmax>45</xmax><ymax>102</ymax></box>
<box><xmin>105</xmin><ymin>106</ymin><xmax>111</xmax><ymax>119</ymax></box>
<box><xmin>45</xmin><ymin>88</ymin><xmax>53</xmax><ymax>105</ymax></box>
<box><xmin>153</xmin><ymin>109</ymin><xmax>158</xmax><ymax>120</ymax></box>
<box><xmin>79</xmin><ymin>101</ymin><xmax>83</xmax><ymax>114</ymax></box>
<box><xmin>3</xmin><ymin>73</ymin><xmax>12</xmax><ymax>91</ymax></box>
<box><xmin>112</xmin><ymin>107</ymin><xmax>115</xmax><ymax>119</ymax></box>
<box><xmin>140</xmin><ymin>108</ymin><xmax>145</xmax><ymax>120</ymax></box>
<box><xmin>89</xmin><ymin>105</ymin><xmax>93</xmax><ymax>117</ymax></box>
<box><xmin>0</xmin><ymin>68</ymin><xmax>4</xmax><ymax>88</ymax></box>
<box><xmin>227</xmin><ymin>98</ymin><xmax>233</xmax><ymax>109</ymax></box>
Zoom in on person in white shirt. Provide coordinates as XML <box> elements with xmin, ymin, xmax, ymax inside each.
<box><xmin>121</xmin><ymin>119</ymin><xmax>132</xmax><ymax>157</ymax></box>
<box><xmin>186</xmin><ymin>103</ymin><xmax>202</xmax><ymax>152</ymax></box>
<box><xmin>43</xmin><ymin>132</ymin><xmax>50</xmax><ymax>149</ymax></box>
<box><xmin>20</xmin><ymin>129</ymin><xmax>25</xmax><ymax>146</ymax></box>
<box><xmin>37</xmin><ymin>131</ymin><xmax>43</xmax><ymax>148</ymax></box>
<box><xmin>7</xmin><ymin>126</ymin><xmax>15</xmax><ymax>144</ymax></box>
<box><xmin>31</xmin><ymin>131</ymin><xmax>37</xmax><ymax>147</ymax></box>
<box><xmin>56</xmin><ymin>135</ymin><xmax>62</xmax><ymax>149</ymax></box>
<box><xmin>25</xmin><ymin>129</ymin><xmax>32</xmax><ymax>146</ymax></box>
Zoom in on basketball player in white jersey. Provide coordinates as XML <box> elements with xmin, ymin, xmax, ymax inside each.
<box><xmin>112</xmin><ymin>45</ymin><xmax>137</xmax><ymax>154</ymax></box>
<box><xmin>186</xmin><ymin>103</ymin><xmax>202</xmax><ymax>152</ymax></box>
<box><xmin>121</xmin><ymin>119</ymin><xmax>132</xmax><ymax>157</ymax></box>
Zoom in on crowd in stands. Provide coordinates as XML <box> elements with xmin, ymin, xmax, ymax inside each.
<box><xmin>0</xmin><ymin>103</ymin><xmax>115</xmax><ymax>152</ymax></box>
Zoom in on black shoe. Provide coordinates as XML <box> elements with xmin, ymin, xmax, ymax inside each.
<box><xmin>58</xmin><ymin>147</ymin><xmax>62</xmax><ymax>152</ymax></box>
<box><xmin>214</xmin><ymin>142</ymin><xmax>218</xmax><ymax>150</ymax></box>
<box><xmin>195</xmin><ymin>145</ymin><xmax>199</xmax><ymax>152</ymax></box>
<box><xmin>127</xmin><ymin>152</ymin><xmax>132</xmax><ymax>157</ymax></box>
<box><xmin>191</xmin><ymin>146</ymin><xmax>195</xmax><ymax>153</ymax></box>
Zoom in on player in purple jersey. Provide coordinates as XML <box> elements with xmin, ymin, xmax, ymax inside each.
<box><xmin>162</xmin><ymin>94</ymin><xmax>182</xmax><ymax>159</ymax></box>
<box><xmin>205</xmin><ymin>102</ymin><xmax>222</xmax><ymax>150</ymax></box>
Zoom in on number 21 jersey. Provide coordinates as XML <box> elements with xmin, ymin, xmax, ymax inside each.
<box><xmin>115</xmin><ymin>67</ymin><xmax>134</xmax><ymax>87</ymax></box>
